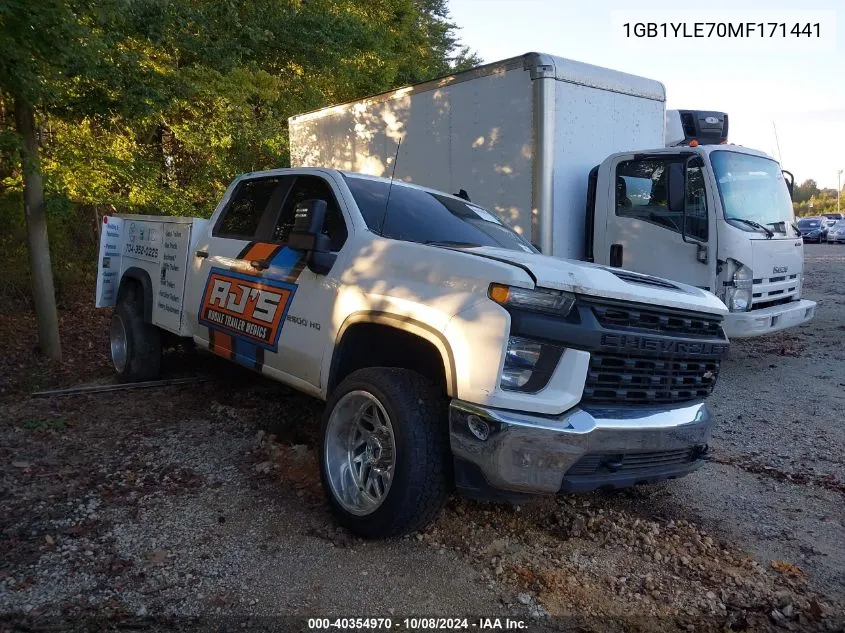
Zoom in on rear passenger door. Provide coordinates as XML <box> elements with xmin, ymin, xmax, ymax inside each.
<box><xmin>187</xmin><ymin>174</ymin><xmax>295</xmax><ymax>360</ymax></box>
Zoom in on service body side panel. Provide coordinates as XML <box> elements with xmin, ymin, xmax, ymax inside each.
<box><xmin>290</xmin><ymin>66</ymin><xmax>536</xmax><ymax>241</ymax></box>
<box><xmin>96</xmin><ymin>215</ymin><xmax>204</xmax><ymax>336</ymax></box>
<box><xmin>550</xmin><ymin>80</ymin><xmax>664</xmax><ymax>261</ymax></box>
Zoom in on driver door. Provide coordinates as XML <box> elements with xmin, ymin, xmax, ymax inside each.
<box><xmin>604</xmin><ymin>154</ymin><xmax>717</xmax><ymax>292</ymax></box>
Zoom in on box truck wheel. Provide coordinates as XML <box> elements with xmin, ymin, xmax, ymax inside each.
<box><xmin>110</xmin><ymin>296</ymin><xmax>161</xmax><ymax>383</ymax></box>
<box><xmin>320</xmin><ymin>367</ymin><xmax>451</xmax><ymax>538</ymax></box>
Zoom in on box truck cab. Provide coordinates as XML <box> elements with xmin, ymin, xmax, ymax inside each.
<box><xmin>589</xmin><ymin>112</ymin><xmax>815</xmax><ymax>337</ymax></box>
<box><xmin>288</xmin><ymin>52</ymin><xmax>815</xmax><ymax>338</ymax></box>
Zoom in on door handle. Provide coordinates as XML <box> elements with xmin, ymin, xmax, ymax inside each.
<box><xmin>195</xmin><ymin>250</ymin><xmax>208</xmax><ymax>259</ymax></box>
<box><xmin>250</xmin><ymin>259</ymin><xmax>270</xmax><ymax>271</ymax></box>
<box><xmin>609</xmin><ymin>244</ymin><xmax>623</xmax><ymax>268</ymax></box>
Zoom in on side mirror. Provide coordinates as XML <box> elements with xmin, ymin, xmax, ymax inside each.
<box><xmin>288</xmin><ymin>199</ymin><xmax>336</xmax><ymax>275</ymax></box>
<box><xmin>782</xmin><ymin>169</ymin><xmax>794</xmax><ymax>200</ymax></box>
<box><xmin>666</xmin><ymin>162</ymin><xmax>686</xmax><ymax>213</ymax></box>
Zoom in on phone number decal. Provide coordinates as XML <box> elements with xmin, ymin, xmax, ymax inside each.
<box><xmin>124</xmin><ymin>243</ymin><xmax>159</xmax><ymax>259</ymax></box>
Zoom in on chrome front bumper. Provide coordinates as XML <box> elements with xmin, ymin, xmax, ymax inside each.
<box><xmin>723</xmin><ymin>299</ymin><xmax>816</xmax><ymax>338</ymax></box>
<box><xmin>449</xmin><ymin>400</ymin><xmax>713</xmax><ymax>495</ymax></box>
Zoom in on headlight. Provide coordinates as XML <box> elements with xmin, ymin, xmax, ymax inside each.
<box><xmin>725</xmin><ymin>264</ymin><xmax>752</xmax><ymax>312</ymax></box>
<box><xmin>489</xmin><ymin>283</ymin><xmax>576</xmax><ymax>316</ymax></box>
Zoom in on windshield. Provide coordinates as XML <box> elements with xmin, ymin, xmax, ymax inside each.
<box><xmin>833</xmin><ymin>221</ymin><xmax>845</xmax><ymax>229</ymax></box>
<box><xmin>797</xmin><ymin>219</ymin><xmax>820</xmax><ymax>228</ymax></box>
<box><xmin>344</xmin><ymin>175</ymin><xmax>537</xmax><ymax>253</ymax></box>
<box><xmin>710</xmin><ymin>150</ymin><xmax>794</xmax><ymax>233</ymax></box>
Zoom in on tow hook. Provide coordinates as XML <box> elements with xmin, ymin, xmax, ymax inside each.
<box><xmin>691</xmin><ymin>444</ymin><xmax>710</xmax><ymax>461</ymax></box>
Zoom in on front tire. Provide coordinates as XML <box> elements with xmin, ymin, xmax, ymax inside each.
<box><xmin>319</xmin><ymin>368</ymin><xmax>451</xmax><ymax>538</ymax></box>
<box><xmin>111</xmin><ymin>296</ymin><xmax>161</xmax><ymax>383</ymax></box>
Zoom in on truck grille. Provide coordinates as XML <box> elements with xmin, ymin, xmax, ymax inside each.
<box><xmin>751</xmin><ymin>274</ymin><xmax>799</xmax><ymax>306</ymax></box>
<box><xmin>592</xmin><ymin>304</ymin><xmax>722</xmax><ymax>338</ymax></box>
<box><xmin>582</xmin><ymin>353</ymin><xmax>720</xmax><ymax>404</ymax></box>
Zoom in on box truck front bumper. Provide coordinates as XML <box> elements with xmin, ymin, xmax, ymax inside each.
<box><xmin>723</xmin><ymin>299</ymin><xmax>816</xmax><ymax>338</ymax></box>
<box><xmin>450</xmin><ymin>399</ymin><xmax>712</xmax><ymax>498</ymax></box>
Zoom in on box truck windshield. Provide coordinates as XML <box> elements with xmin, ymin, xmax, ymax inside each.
<box><xmin>711</xmin><ymin>151</ymin><xmax>795</xmax><ymax>232</ymax></box>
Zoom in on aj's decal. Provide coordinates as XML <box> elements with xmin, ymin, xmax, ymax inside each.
<box><xmin>201</xmin><ymin>242</ymin><xmax>306</xmax><ymax>369</ymax></box>
<box><xmin>199</xmin><ymin>268</ymin><xmax>296</xmax><ymax>353</ymax></box>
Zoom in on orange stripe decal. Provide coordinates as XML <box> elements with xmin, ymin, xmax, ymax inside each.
<box><xmin>241</xmin><ymin>242</ymin><xmax>279</xmax><ymax>262</ymax></box>
<box><xmin>212</xmin><ymin>332</ymin><xmax>234</xmax><ymax>359</ymax></box>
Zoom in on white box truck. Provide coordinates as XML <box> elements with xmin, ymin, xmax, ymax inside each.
<box><xmin>289</xmin><ymin>52</ymin><xmax>816</xmax><ymax>338</ymax></box>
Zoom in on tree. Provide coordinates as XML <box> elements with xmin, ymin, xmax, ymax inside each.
<box><xmin>793</xmin><ymin>179</ymin><xmax>819</xmax><ymax>204</ymax></box>
<box><xmin>1</xmin><ymin>0</ymin><xmax>479</xmax><ymax>361</ymax></box>
<box><xmin>0</xmin><ymin>0</ymin><xmax>97</xmax><ymax>361</ymax></box>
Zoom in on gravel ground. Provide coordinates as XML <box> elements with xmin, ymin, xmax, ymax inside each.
<box><xmin>1</xmin><ymin>247</ymin><xmax>843</xmax><ymax>632</ymax></box>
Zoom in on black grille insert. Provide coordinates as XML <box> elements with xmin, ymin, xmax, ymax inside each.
<box><xmin>583</xmin><ymin>353</ymin><xmax>719</xmax><ymax>404</ymax></box>
<box><xmin>566</xmin><ymin>448</ymin><xmax>698</xmax><ymax>477</ymax></box>
<box><xmin>592</xmin><ymin>304</ymin><xmax>723</xmax><ymax>339</ymax></box>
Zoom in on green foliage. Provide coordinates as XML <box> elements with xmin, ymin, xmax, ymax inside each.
<box><xmin>0</xmin><ymin>0</ymin><xmax>479</xmax><ymax>300</ymax></box>
<box><xmin>792</xmin><ymin>179</ymin><xmax>843</xmax><ymax>217</ymax></box>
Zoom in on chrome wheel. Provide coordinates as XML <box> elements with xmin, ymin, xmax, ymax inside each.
<box><xmin>324</xmin><ymin>390</ymin><xmax>396</xmax><ymax>516</ymax></box>
<box><xmin>110</xmin><ymin>313</ymin><xmax>128</xmax><ymax>373</ymax></box>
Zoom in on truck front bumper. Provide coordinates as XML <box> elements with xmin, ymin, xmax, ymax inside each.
<box><xmin>450</xmin><ymin>400</ymin><xmax>713</xmax><ymax>497</ymax></box>
<box><xmin>723</xmin><ymin>299</ymin><xmax>816</xmax><ymax>338</ymax></box>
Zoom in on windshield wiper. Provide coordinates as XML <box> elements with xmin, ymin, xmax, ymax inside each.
<box><xmin>790</xmin><ymin>223</ymin><xmax>802</xmax><ymax>237</ymax></box>
<box><xmin>729</xmin><ymin>217</ymin><xmax>774</xmax><ymax>238</ymax></box>
<box><xmin>422</xmin><ymin>240</ymin><xmax>481</xmax><ymax>248</ymax></box>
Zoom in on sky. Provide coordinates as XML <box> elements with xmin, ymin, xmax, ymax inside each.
<box><xmin>448</xmin><ymin>0</ymin><xmax>844</xmax><ymax>189</ymax></box>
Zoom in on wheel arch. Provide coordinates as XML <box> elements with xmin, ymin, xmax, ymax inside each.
<box><xmin>117</xmin><ymin>267</ymin><xmax>154</xmax><ymax>322</ymax></box>
<box><xmin>328</xmin><ymin>312</ymin><xmax>457</xmax><ymax>397</ymax></box>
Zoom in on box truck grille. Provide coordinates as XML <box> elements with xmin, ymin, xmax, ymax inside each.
<box><xmin>591</xmin><ymin>304</ymin><xmax>723</xmax><ymax>338</ymax></box>
<box><xmin>582</xmin><ymin>353</ymin><xmax>719</xmax><ymax>404</ymax></box>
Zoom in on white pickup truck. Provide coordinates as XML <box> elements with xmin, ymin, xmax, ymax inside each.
<box><xmin>96</xmin><ymin>168</ymin><xmax>729</xmax><ymax>537</ymax></box>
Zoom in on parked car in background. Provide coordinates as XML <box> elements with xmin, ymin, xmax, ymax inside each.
<box><xmin>827</xmin><ymin>220</ymin><xmax>845</xmax><ymax>244</ymax></box>
<box><xmin>797</xmin><ymin>217</ymin><xmax>826</xmax><ymax>243</ymax></box>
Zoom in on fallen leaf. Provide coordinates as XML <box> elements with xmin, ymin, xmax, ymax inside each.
<box><xmin>771</xmin><ymin>560</ymin><xmax>806</xmax><ymax>577</ymax></box>
<box><xmin>45</xmin><ymin>535</ymin><xmax>54</xmax><ymax>545</ymax></box>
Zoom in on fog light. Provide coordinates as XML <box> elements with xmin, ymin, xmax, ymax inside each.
<box><xmin>467</xmin><ymin>415</ymin><xmax>490</xmax><ymax>441</ymax></box>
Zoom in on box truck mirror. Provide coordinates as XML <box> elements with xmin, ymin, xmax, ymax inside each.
<box><xmin>782</xmin><ymin>170</ymin><xmax>795</xmax><ymax>200</ymax></box>
<box><xmin>666</xmin><ymin>162</ymin><xmax>686</xmax><ymax>213</ymax></box>
<box><xmin>289</xmin><ymin>199</ymin><xmax>336</xmax><ymax>275</ymax></box>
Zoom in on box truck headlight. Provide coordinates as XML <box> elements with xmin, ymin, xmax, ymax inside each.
<box><xmin>725</xmin><ymin>265</ymin><xmax>753</xmax><ymax>312</ymax></box>
<box><xmin>489</xmin><ymin>283</ymin><xmax>575</xmax><ymax>316</ymax></box>
<box><xmin>501</xmin><ymin>337</ymin><xmax>544</xmax><ymax>390</ymax></box>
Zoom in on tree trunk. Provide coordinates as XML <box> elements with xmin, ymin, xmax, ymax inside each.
<box><xmin>14</xmin><ymin>97</ymin><xmax>62</xmax><ymax>361</ymax></box>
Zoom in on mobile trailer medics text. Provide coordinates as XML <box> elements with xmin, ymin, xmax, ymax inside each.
<box><xmin>611</xmin><ymin>10</ymin><xmax>836</xmax><ymax>52</ymax></box>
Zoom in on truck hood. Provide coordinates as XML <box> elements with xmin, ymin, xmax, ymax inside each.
<box><xmin>750</xmin><ymin>237</ymin><xmax>804</xmax><ymax>282</ymax></box>
<box><xmin>461</xmin><ymin>246</ymin><xmax>728</xmax><ymax>316</ymax></box>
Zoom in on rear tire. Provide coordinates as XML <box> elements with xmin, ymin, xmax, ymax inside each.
<box><xmin>111</xmin><ymin>295</ymin><xmax>161</xmax><ymax>383</ymax></box>
<box><xmin>319</xmin><ymin>367</ymin><xmax>451</xmax><ymax>538</ymax></box>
